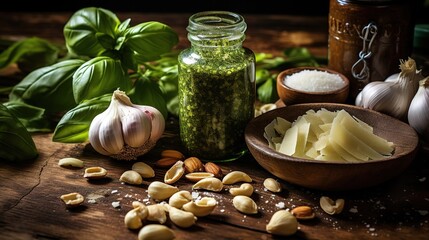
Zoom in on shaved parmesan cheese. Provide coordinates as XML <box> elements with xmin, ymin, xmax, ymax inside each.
<box><xmin>264</xmin><ymin>108</ymin><xmax>394</xmax><ymax>162</ymax></box>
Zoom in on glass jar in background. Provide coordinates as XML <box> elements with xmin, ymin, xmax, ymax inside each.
<box><xmin>328</xmin><ymin>0</ymin><xmax>416</xmax><ymax>103</ymax></box>
<box><xmin>178</xmin><ymin>11</ymin><xmax>256</xmax><ymax>161</ymax></box>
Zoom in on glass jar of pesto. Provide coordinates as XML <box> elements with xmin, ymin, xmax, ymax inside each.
<box><xmin>178</xmin><ymin>11</ymin><xmax>256</xmax><ymax>161</ymax></box>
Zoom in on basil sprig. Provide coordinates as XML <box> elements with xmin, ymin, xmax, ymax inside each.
<box><xmin>1</xmin><ymin>7</ymin><xmax>178</xmax><ymax>144</ymax></box>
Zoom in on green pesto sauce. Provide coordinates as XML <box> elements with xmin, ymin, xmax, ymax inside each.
<box><xmin>178</xmin><ymin>47</ymin><xmax>255</xmax><ymax>161</ymax></box>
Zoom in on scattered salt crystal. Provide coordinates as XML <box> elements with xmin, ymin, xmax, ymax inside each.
<box><xmin>284</xmin><ymin>69</ymin><xmax>345</xmax><ymax>92</ymax></box>
<box><xmin>418</xmin><ymin>210</ymin><xmax>428</xmax><ymax>216</ymax></box>
<box><xmin>369</xmin><ymin>228</ymin><xmax>375</xmax><ymax>232</ymax></box>
<box><xmin>275</xmin><ymin>202</ymin><xmax>285</xmax><ymax>208</ymax></box>
<box><xmin>419</xmin><ymin>177</ymin><xmax>426</xmax><ymax>182</ymax></box>
<box><xmin>87</xmin><ymin>199</ymin><xmax>97</xmax><ymax>204</ymax></box>
<box><xmin>349</xmin><ymin>206</ymin><xmax>358</xmax><ymax>213</ymax></box>
<box><xmin>111</xmin><ymin>190</ymin><xmax>118</xmax><ymax>194</ymax></box>
<box><xmin>220</xmin><ymin>209</ymin><xmax>225</xmax><ymax>213</ymax></box>
<box><xmin>112</xmin><ymin>201</ymin><xmax>121</xmax><ymax>208</ymax></box>
<box><xmin>192</xmin><ymin>191</ymin><xmax>200</xmax><ymax>199</ymax></box>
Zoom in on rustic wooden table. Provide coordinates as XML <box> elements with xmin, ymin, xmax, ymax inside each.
<box><xmin>0</xmin><ymin>11</ymin><xmax>428</xmax><ymax>240</ymax></box>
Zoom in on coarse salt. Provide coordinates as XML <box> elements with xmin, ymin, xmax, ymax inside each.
<box><xmin>284</xmin><ymin>69</ymin><xmax>345</xmax><ymax>92</ymax></box>
<box><xmin>275</xmin><ymin>202</ymin><xmax>285</xmax><ymax>208</ymax></box>
<box><xmin>111</xmin><ymin>201</ymin><xmax>121</xmax><ymax>208</ymax></box>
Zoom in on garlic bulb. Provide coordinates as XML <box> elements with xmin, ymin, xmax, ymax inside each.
<box><xmin>89</xmin><ymin>89</ymin><xmax>165</xmax><ymax>160</ymax></box>
<box><xmin>408</xmin><ymin>77</ymin><xmax>429</xmax><ymax>142</ymax></box>
<box><xmin>355</xmin><ymin>58</ymin><xmax>423</xmax><ymax>120</ymax></box>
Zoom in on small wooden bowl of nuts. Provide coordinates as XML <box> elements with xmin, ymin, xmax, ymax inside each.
<box><xmin>244</xmin><ymin>103</ymin><xmax>419</xmax><ymax>191</ymax></box>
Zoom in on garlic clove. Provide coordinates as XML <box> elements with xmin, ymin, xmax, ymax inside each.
<box><xmin>98</xmin><ymin>104</ymin><xmax>124</xmax><ymax>155</ymax></box>
<box><xmin>135</xmin><ymin>105</ymin><xmax>165</xmax><ymax>142</ymax></box>
<box><xmin>88</xmin><ymin>112</ymin><xmax>111</xmax><ymax>155</ymax></box>
<box><xmin>408</xmin><ymin>77</ymin><xmax>429</xmax><ymax>141</ymax></box>
<box><xmin>118</xmin><ymin>103</ymin><xmax>152</xmax><ymax>148</ymax></box>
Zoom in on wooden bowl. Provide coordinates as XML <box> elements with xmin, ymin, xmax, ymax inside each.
<box><xmin>244</xmin><ymin>103</ymin><xmax>419</xmax><ymax>191</ymax></box>
<box><xmin>277</xmin><ymin>67</ymin><xmax>350</xmax><ymax>106</ymax></box>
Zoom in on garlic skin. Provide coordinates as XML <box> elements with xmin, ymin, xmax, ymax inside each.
<box><xmin>355</xmin><ymin>58</ymin><xmax>423</xmax><ymax>120</ymax></box>
<box><xmin>408</xmin><ymin>77</ymin><xmax>429</xmax><ymax>142</ymax></box>
<box><xmin>89</xmin><ymin>89</ymin><xmax>165</xmax><ymax>160</ymax></box>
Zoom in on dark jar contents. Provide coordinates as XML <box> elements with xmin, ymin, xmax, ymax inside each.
<box><xmin>328</xmin><ymin>0</ymin><xmax>416</xmax><ymax>103</ymax></box>
<box><xmin>178</xmin><ymin>11</ymin><xmax>256</xmax><ymax>161</ymax></box>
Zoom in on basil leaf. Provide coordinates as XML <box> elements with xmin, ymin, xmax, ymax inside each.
<box><xmin>96</xmin><ymin>32</ymin><xmax>116</xmax><ymax>50</ymax></box>
<box><xmin>72</xmin><ymin>56</ymin><xmax>131</xmax><ymax>103</ymax></box>
<box><xmin>52</xmin><ymin>94</ymin><xmax>110</xmax><ymax>143</ymax></box>
<box><xmin>64</xmin><ymin>7</ymin><xmax>120</xmax><ymax>57</ymax></box>
<box><xmin>9</xmin><ymin>59</ymin><xmax>85</xmax><ymax>114</ymax></box>
<box><xmin>257</xmin><ymin>77</ymin><xmax>278</xmax><ymax>104</ymax></box>
<box><xmin>118</xmin><ymin>19</ymin><xmax>131</xmax><ymax>33</ymax></box>
<box><xmin>123</xmin><ymin>21</ymin><xmax>178</xmax><ymax>63</ymax></box>
<box><xmin>119</xmin><ymin>46</ymin><xmax>137</xmax><ymax>71</ymax></box>
<box><xmin>255</xmin><ymin>68</ymin><xmax>271</xmax><ymax>86</ymax></box>
<box><xmin>0</xmin><ymin>104</ymin><xmax>38</xmax><ymax>162</ymax></box>
<box><xmin>0</xmin><ymin>37</ymin><xmax>59</xmax><ymax>73</ymax></box>
<box><xmin>143</xmin><ymin>53</ymin><xmax>179</xmax><ymax>116</ymax></box>
<box><xmin>166</xmin><ymin>95</ymin><xmax>179</xmax><ymax>117</ymax></box>
<box><xmin>128</xmin><ymin>77</ymin><xmax>168</xmax><ymax>119</ymax></box>
<box><xmin>3</xmin><ymin>101</ymin><xmax>51</xmax><ymax>132</ymax></box>
<box><xmin>284</xmin><ymin>47</ymin><xmax>312</xmax><ymax>59</ymax></box>
<box><xmin>158</xmin><ymin>71</ymin><xmax>179</xmax><ymax>116</ymax></box>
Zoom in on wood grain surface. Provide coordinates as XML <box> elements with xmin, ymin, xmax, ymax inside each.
<box><xmin>1</xmin><ymin>11</ymin><xmax>429</xmax><ymax>240</ymax></box>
